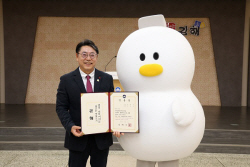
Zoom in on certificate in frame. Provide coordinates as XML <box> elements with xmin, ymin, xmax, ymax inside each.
<box><xmin>81</xmin><ymin>92</ymin><xmax>139</xmax><ymax>135</ymax></box>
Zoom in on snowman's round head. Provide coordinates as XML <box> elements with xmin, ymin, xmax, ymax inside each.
<box><xmin>116</xmin><ymin>24</ymin><xmax>195</xmax><ymax>92</ymax></box>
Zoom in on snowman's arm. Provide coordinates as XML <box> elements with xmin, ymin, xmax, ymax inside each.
<box><xmin>172</xmin><ymin>98</ymin><xmax>196</xmax><ymax>126</ymax></box>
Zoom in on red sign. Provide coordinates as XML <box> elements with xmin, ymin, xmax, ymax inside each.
<box><xmin>167</xmin><ymin>22</ymin><xmax>176</xmax><ymax>30</ymax></box>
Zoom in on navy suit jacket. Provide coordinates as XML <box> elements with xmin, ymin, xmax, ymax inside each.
<box><xmin>56</xmin><ymin>67</ymin><xmax>114</xmax><ymax>151</ymax></box>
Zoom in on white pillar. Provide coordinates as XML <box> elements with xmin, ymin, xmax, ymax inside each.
<box><xmin>242</xmin><ymin>0</ymin><xmax>250</xmax><ymax>106</ymax></box>
<box><xmin>0</xmin><ymin>0</ymin><xmax>5</xmax><ymax>103</ymax></box>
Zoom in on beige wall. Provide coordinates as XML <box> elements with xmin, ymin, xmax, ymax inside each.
<box><xmin>25</xmin><ymin>17</ymin><xmax>221</xmax><ymax>106</ymax></box>
<box><xmin>0</xmin><ymin>0</ymin><xmax>5</xmax><ymax>103</ymax></box>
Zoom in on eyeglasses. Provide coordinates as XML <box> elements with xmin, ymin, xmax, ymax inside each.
<box><xmin>78</xmin><ymin>52</ymin><xmax>97</xmax><ymax>59</ymax></box>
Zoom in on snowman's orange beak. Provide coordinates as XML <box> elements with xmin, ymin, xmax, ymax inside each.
<box><xmin>139</xmin><ymin>64</ymin><xmax>163</xmax><ymax>77</ymax></box>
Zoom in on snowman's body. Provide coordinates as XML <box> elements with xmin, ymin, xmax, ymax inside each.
<box><xmin>118</xmin><ymin>91</ymin><xmax>205</xmax><ymax>161</ymax></box>
<box><xmin>116</xmin><ymin>15</ymin><xmax>205</xmax><ymax>162</ymax></box>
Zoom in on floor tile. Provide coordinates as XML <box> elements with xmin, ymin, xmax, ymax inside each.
<box><xmin>2</xmin><ymin>151</ymin><xmax>68</xmax><ymax>167</ymax></box>
<box><xmin>0</xmin><ymin>152</ymin><xmax>18</xmax><ymax>167</ymax></box>
<box><xmin>215</xmin><ymin>154</ymin><xmax>250</xmax><ymax>167</ymax></box>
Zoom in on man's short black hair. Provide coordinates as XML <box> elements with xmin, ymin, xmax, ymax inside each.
<box><xmin>76</xmin><ymin>39</ymin><xmax>99</xmax><ymax>54</ymax></box>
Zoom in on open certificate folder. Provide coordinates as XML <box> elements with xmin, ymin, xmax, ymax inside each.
<box><xmin>81</xmin><ymin>92</ymin><xmax>139</xmax><ymax>135</ymax></box>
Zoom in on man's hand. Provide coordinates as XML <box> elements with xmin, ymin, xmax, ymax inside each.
<box><xmin>113</xmin><ymin>131</ymin><xmax>124</xmax><ymax>138</ymax></box>
<box><xmin>71</xmin><ymin>126</ymin><xmax>84</xmax><ymax>137</ymax></box>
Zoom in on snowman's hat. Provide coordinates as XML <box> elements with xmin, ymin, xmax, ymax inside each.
<box><xmin>138</xmin><ymin>14</ymin><xmax>166</xmax><ymax>29</ymax></box>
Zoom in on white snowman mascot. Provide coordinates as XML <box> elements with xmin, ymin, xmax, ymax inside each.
<box><xmin>116</xmin><ymin>15</ymin><xmax>205</xmax><ymax>167</ymax></box>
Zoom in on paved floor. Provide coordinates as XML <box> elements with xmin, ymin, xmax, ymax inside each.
<box><xmin>1</xmin><ymin>105</ymin><xmax>250</xmax><ymax>166</ymax></box>
<box><xmin>1</xmin><ymin>151</ymin><xmax>250</xmax><ymax>167</ymax></box>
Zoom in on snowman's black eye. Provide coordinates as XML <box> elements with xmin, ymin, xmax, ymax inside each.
<box><xmin>153</xmin><ymin>52</ymin><xmax>159</xmax><ymax>60</ymax></box>
<box><xmin>140</xmin><ymin>53</ymin><xmax>145</xmax><ymax>61</ymax></box>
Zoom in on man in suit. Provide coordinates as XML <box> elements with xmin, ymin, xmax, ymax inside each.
<box><xmin>56</xmin><ymin>39</ymin><xmax>123</xmax><ymax>167</ymax></box>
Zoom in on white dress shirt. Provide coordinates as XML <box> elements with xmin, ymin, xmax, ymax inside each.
<box><xmin>79</xmin><ymin>68</ymin><xmax>95</xmax><ymax>91</ymax></box>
